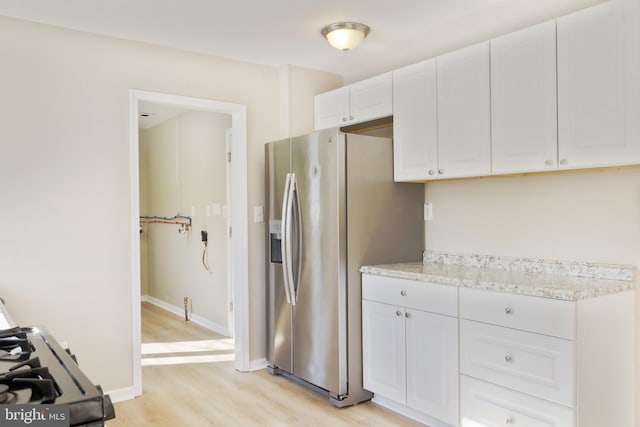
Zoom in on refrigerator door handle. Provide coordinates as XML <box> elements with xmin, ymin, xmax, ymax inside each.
<box><xmin>281</xmin><ymin>172</ymin><xmax>295</xmax><ymax>305</ymax></box>
<box><xmin>292</xmin><ymin>175</ymin><xmax>302</xmax><ymax>305</ymax></box>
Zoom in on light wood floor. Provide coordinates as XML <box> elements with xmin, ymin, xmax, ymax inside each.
<box><xmin>109</xmin><ymin>302</ymin><xmax>425</xmax><ymax>426</ymax></box>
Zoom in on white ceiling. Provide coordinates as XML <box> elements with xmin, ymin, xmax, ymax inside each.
<box><xmin>0</xmin><ymin>0</ymin><xmax>603</xmax><ymax>83</ymax></box>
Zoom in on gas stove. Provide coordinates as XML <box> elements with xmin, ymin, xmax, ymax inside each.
<box><xmin>0</xmin><ymin>303</ymin><xmax>114</xmax><ymax>426</ymax></box>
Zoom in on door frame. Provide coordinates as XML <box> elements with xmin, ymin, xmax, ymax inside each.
<box><xmin>128</xmin><ymin>89</ymin><xmax>249</xmax><ymax>397</ymax></box>
<box><xmin>225</xmin><ymin>128</ymin><xmax>234</xmax><ymax>335</ymax></box>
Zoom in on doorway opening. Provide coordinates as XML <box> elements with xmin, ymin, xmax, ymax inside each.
<box><xmin>128</xmin><ymin>90</ymin><xmax>249</xmax><ymax>397</ymax></box>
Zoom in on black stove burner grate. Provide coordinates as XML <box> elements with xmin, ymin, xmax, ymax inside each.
<box><xmin>0</xmin><ymin>366</ymin><xmax>58</xmax><ymax>403</ymax></box>
<box><xmin>0</xmin><ymin>328</ymin><xmax>34</xmax><ymax>362</ymax></box>
<box><xmin>0</xmin><ymin>326</ymin><xmax>115</xmax><ymax>426</ymax></box>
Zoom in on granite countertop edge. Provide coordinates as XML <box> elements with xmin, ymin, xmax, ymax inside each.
<box><xmin>359</xmin><ymin>261</ymin><xmax>637</xmax><ymax>302</ymax></box>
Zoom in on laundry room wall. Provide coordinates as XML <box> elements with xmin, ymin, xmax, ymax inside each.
<box><xmin>140</xmin><ymin>111</ymin><xmax>231</xmax><ymax>333</ymax></box>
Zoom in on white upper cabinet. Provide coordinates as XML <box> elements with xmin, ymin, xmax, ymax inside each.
<box><xmin>437</xmin><ymin>42</ymin><xmax>491</xmax><ymax>178</ymax></box>
<box><xmin>557</xmin><ymin>0</ymin><xmax>640</xmax><ymax>169</ymax></box>
<box><xmin>491</xmin><ymin>20</ymin><xmax>558</xmax><ymax>174</ymax></box>
<box><xmin>392</xmin><ymin>59</ymin><xmax>438</xmax><ymax>181</ymax></box>
<box><xmin>313</xmin><ymin>86</ymin><xmax>349</xmax><ymax>131</ymax></box>
<box><xmin>314</xmin><ymin>73</ymin><xmax>392</xmax><ymax>130</ymax></box>
<box><xmin>350</xmin><ymin>73</ymin><xmax>393</xmax><ymax>123</ymax></box>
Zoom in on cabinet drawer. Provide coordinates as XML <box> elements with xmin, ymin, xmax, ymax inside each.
<box><xmin>362</xmin><ymin>274</ymin><xmax>457</xmax><ymax>316</ymax></box>
<box><xmin>460</xmin><ymin>320</ymin><xmax>574</xmax><ymax>407</ymax></box>
<box><xmin>460</xmin><ymin>375</ymin><xmax>574</xmax><ymax>427</ymax></box>
<box><xmin>459</xmin><ymin>287</ymin><xmax>575</xmax><ymax>339</ymax></box>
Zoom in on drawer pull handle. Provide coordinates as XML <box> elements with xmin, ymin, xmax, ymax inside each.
<box><xmin>504</xmin><ymin>307</ymin><xmax>512</xmax><ymax>314</ymax></box>
<box><xmin>396</xmin><ymin>310</ymin><xmax>402</xmax><ymax>317</ymax></box>
<box><xmin>506</xmin><ymin>417</ymin><xmax>514</xmax><ymax>424</ymax></box>
<box><xmin>505</xmin><ymin>354</ymin><xmax>513</xmax><ymax>363</ymax></box>
<box><xmin>400</xmin><ymin>290</ymin><xmax>407</xmax><ymax>296</ymax></box>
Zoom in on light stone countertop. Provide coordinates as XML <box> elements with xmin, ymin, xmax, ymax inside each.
<box><xmin>360</xmin><ymin>251</ymin><xmax>637</xmax><ymax>301</ymax></box>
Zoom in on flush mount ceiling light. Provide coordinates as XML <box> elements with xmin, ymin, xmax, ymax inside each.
<box><xmin>321</xmin><ymin>22</ymin><xmax>370</xmax><ymax>52</ymax></box>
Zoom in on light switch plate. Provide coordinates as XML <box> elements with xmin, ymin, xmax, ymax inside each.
<box><xmin>254</xmin><ymin>206</ymin><xmax>264</xmax><ymax>223</ymax></box>
<box><xmin>424</xmin><ymin>203</ymin><xmax>433</xmax><ymax>221</ymax></box>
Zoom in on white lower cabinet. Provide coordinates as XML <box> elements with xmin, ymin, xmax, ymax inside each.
<box><xmin>363</xmin><ymin>276</ymin><xmax>635</xmax><ymax>427</ymax></box>
<box><xmin>459</xmin><ymin>287</ymin><xmax>635</xmax><ymax>427</ymax></box>
<box><xmin>460</xmin><ymin>319</ymin><xmax>575</xmax><ymax>407</ymax></box>
<box><xmin>406</xmin><ymin>309</ymin><xmax>458</xmax><ymax>423</ymax></box>
<box><xmin>362</xmin><ymin>299</ymin><xmax>406</xmax><ymax>403</ymax></box>
<box><xmin>362</xmin><ymin>275</ymin><xmax>458</xmax><ymax>426</ymax></box>
<box><xmin>460</xmin><ymin>376</ymin><xmax>574</xmax><ymax>427</ymax></box>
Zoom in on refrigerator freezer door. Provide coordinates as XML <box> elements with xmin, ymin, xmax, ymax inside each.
<box><xmin>291</xmin><ymin>129</ymin><xmax>347</xmax><ymax>397</ymax></box>
<box><xmin>266</xmin><ymin>139</ymin><xmax>293</xmax><ymax>373</ymax></box>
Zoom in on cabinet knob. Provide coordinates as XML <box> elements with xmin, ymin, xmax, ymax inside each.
<box><xmin>396</xmin><ymin>310</ymin><xmax>402</xmax><ymax>317</ymax></box>
<box><xmin>560</xmin><ymin>158</ymin><xmax>568</xmax><ymax>165</ymax></box>
<box><xmin>506</xmin><ymin>417</ymin><xmax>514</xmax><ymax>424</ymax></box>
<box><xmin>438</xmin><ymin>169</ymin><xmax>444</xmax><ymax>175</ymax></box>
<box><xmin>545</xmin><ymin>159</ymin><xmax>553</xmax><ymax>166</ymax></box>
<box><xmin>349</xmin><ymin>115</ymin><xmax>354</xmax><ymax>121</ymax></box>
<box><xmin>342</xmin><ymin>117</ymin><xmax>348</xmax><ymax>122</ymax></box>
<box><xmin>400</xmin><ymin>290</ymin><xmax>407</xmax><ymax>296</ymax></box>
<box><xmin>505</xmin><ymin>354</ymin><xmax>513</xmax><ymax>363</ymax></box>
<box><xmin>504</xmin><ymin>307</ymin><xmax>512</xmax><ymax>314</ymax></box>
<box><xmin>428</xmin><ymin>170</ymin><xmax>434</xmax><ymax>175</ymax></box>
<box><xmin>405</xmin><ymin>312</ymin><xmax>411</xmax><ymax>318</ymax></box>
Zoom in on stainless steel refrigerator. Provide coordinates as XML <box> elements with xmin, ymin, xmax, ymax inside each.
<box><xmin>265</xmin><ymin>128</ymin><xmax>424</xmax><ymax>407</ymax></box>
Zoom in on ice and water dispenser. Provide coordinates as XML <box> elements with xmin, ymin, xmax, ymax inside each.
<box><xmin>269</xmin><ymin>220</ymin><xmax>282</xmax><ymax>264</ymax></box>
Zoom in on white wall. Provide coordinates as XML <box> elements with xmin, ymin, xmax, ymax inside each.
<box><xmin>286</xmin><ymin>65</ymin><xmax>342</xmax><ymax>137</ymax></box>
<box><xmin>424</xmin><ymin>167</ymin><xmax>640</xmax><ymax>418</ymax></box>
<box><xmin>0</xmin><ymin>16</ymin><xmax>340</xmax><ymax>393</ymax></box>
<box><xmin>140</xmin><ymin>111</ymin><xmax>231</xmax><ymax>331</ymax></box>
<box><xmin>424</xmin><ymin>168</ymin><xmax>640</xmax><ymax>266</ymax></box>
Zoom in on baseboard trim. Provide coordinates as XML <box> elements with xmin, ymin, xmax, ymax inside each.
<box><xmin>104</xmin><ymin>386</ymin><xmax>138</xmax><ymax>403</ymax></box>
<box><xmin>371</xmin><ymin>395</ymin><xmax>452</xmax><ymax>427</ymax></box>
<box><xmin>143</xmin><ymin>295</ymin><xmax>231</xmax><ymax>337</ymax></box>
<box><xmin>250</xmin><ymin>358</ymin><xmax>269</xmax><ymax>371</ymax></box>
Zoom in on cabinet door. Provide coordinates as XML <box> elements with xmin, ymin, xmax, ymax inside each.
<box><xmin>349</xmin><ymin>72</ymin><xmax>392</xmax><ymax>124</ymax></box>
<box><xmin>437</xmin><ymin>42</ymin><xmax>491</xmax><ymax>178</ymax></box>
<box><xmin>362</xmin><ymin>300</ymin><xmax>406</xmax><ymax>403</ymax></box>
<box><xmin>393</xmin><ymin>59</ymin><xmax>438</xmax><ymax>181</ymax></box>
<box><xmin>314</xmin><ymin>86</ymin><xmax>349</xmax><ymax>130</ymax></box>
<box><xmin>406</xmin><ymin>309</ymin><xmax>458</xmax><ymax>425</ymax></box>
<box><xmin>557</xmin><ymin>0</ymin><xmax>640</xmax><ymax>168</ymax></box>
<box><xmin>491</xmin><ymin>20</ymin><xmax>558</xmax><ymax>174</ymax></box>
